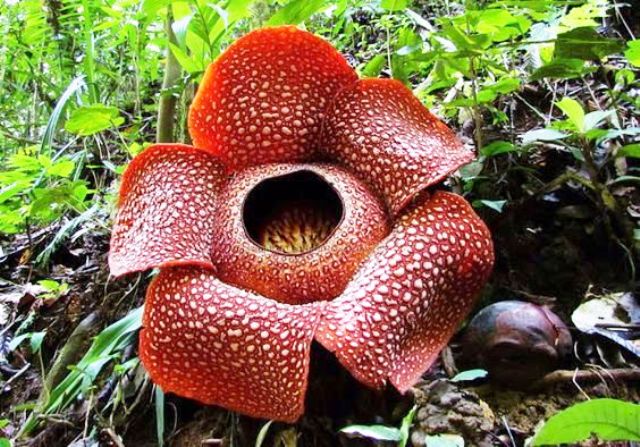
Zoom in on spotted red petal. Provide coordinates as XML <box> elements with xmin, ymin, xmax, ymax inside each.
<box><xmin>140</xmin><ymin>267</ymin><xmax>324</xmax><ymax>422</ymax></box>
<box><xmin>315</xmin><ymin>191</ymin><xmax>494</xmax><ymax>391</ymax></box>
<box><xmin>188</xmin><ymin>26</ymin><xmax>357</xmax><ymax>170</ymax></box>
<box><xmin>210</xmin><ymin>163</ymin><xmax>390</xmax><ymax>305</ymax></box>
<box><xmin>321</xmin><ymin>79</ymin><xmax>473</xmax><ymax>216</ymax></box>
<box><xmin>109</xmin><ymin>144</ymin><xmax>226</xmax><ymax>277</ymax></box>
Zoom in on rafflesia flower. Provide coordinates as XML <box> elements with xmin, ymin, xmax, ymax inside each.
<box><xmin>109</xmin><ymin>26</ymin><xmax>494</xmax><ymax>422</ymax></box>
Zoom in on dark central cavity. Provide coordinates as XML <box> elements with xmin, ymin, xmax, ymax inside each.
<box><xmin>243</xmin><ymin>170</ymin><xmax>343</xmax><ymax>255</ymax></box>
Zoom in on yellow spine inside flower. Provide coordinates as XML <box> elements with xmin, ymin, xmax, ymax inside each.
<box><xmin>257</xmin><ymin>200</ymin><xmax>339</xmax><ymax>254</ymax></box>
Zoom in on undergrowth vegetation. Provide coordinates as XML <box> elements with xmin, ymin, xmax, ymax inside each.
<box><xmin>0</xmin><ymin>0</ymin><xmax>638</xmax><ymax>445</ymax></box>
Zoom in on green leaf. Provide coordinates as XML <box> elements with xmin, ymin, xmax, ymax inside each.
<box><xmin>532</xmin><ymin>399</ymin><xmax>640</xmax><ymax>445</ymax></box>
<box><xmin>618</xmin><ymin>144</ymin><xmax>640</xmax><ymax>159</ymax></box>
<box><xmin>8</xmin><ymin>334</ymin><xmax>31</xmax><ymax>351</ymax></box>
<box><xmin>625</xmin><ymin>40</ymin><xmax>640</xmax><ymax>67</ymax></box>
<box><xmin>168</xmin><ymin>42</ymin><xmax>202</xmax><ymax>74</ymax></box>
<box><xmin>0</xmin><ymin>438</ymin><xmax>10</xmax><ymax>447</ymax></box>
<box><xmin>361</xmin><ymin>54</ymin><xmax>386</xmax><ymax>77</ymax></box>
<box><xmin>41</xmin><ymin>77</ymin><xmax>86</xmax><ymax>155</ymax></box>
<box><xmin>65</xmin><ymin>105</ymin><xmax>124</xmax><ymax>136</ymax></box>
<box><xmin>521</xmin><ymin>128</ymin><xmax>568</xmax><ymax>145</ymax></box>
<box><xmin>38</xmin><ymin>279</ymin><xmax>60</xmax><ymax>291</ymax></box>
<box><xmin>380</xmin><ymin>0</ymin><xmax>408</xmax><ymax>11</ymax></box>
<box><xmin>266</xmin><ymin>0</ymin><xmax>325</xmax><ymax>26</ymax></box>
<box><xmin>29</xmin><ymin>331</ymin><xmax>46</xmax><ymax>353</ymax></box>
<box><xmin>530</xmin><ymin>58</ymin><xmax>588</xmax><ymax>81</ymax></box>
<box><xmin>399</xmin><ymin>405</ymin><xmax>418</xmax><ymax>447</ymax></box>
<box><xmin>21</xmin><ymin>307</ymin><xmax>144</xmax><ymax>435</ymax></box>
<box><xmin>0</xmin><ymin>183</ymin><xmax>28</xmax><ymax>204</ymax></box>
<box><xmin>474</xmin><ymin>9</ymin><xmax>530</xmax><ymax>42</ymax></box>
<box><xmin>475</xmin><ymin>200</ymin><xmax>507</xmax><ymax>213</ymax></box>
<box><xmin>255</xmin><ymin>420</ymin><xmax>274</xmax><ymax>447</ymax></box>
<box><xmin>451</xmin><ymin>369</ymin><xmax>488</xmax><ymax>382</ymax></box>
<box><xmin>480</xmin><ymin>141</ymin><xmax>517</xmax><ymax>157</ymax></box>
<box><xmin>555</xmin><ymin>27</ymin><xmax>623</xmax><ymax>61</ymax></box>
<box><xmin>556</xmin><ymin>97</ymin><xmax>585</xmax><ymax>132</ymax></box>
<box><xmin>339</xmin><ymin>424</ymin><xmax>401</xmax><ymax>441</ymax></box>
<box><xmin>583</xmin><ymin>110</ymin><xmax>614</xmax><ymax>133</ymax></box>
<box><xmin>425</xmin><ymin>434</ymin><xmax>465</xmax><ymax>447</ymax></box>
<box><xmin>45</xmin><ymin>159</ymin><xmax>75</xmax><ymax>178</ymax></box>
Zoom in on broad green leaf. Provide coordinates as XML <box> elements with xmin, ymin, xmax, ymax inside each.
<box><xmin>491</xmin><ymin>77</ymin><xmax>521</xmax><ymax>94</ymax></box>
<box><xmin>425</xmin><ymin>434</ymin><xmax>465</xmax><ymax>447</ymax></box>
<box><xmin>65</xmin><ymin>105</ymin><xmax>124</xmax><ymax>136</ymax></box>
<box><xmin>142</xmin><ymin>0</ymin><xmax>171</xmax><ymax>18</ymax></box>
<box><xmin>361</xmin><ymin>54</ymin><xmax>386</xmax><ymax>77</ymax></box>
<box><xmin>171</xmin><ymin>13</ymin><xmax>193</xmax><ymax>49</ymax></box>
<box><xmin>556</xmin><ymin>98</ymin><xmax>585</xmax><ymax>132</ymax></box>
<box><xmin>168</xmin><ymin>42</ymin><xmax>202</xmax><ymax>74</ymax></box>
<box><xmin>0</xmin><ymin>438</ymin><xmax>10</xmax><ymax>447</ymax></box>
<box><xmin>442</xmin><ymin>24</ymin><xmax>491</xmax><ymax>51</ymax></box>
<box><xmin>380</xmin><ymin>0</ymin><xmax>408</xmax><ymax>11</ymax></box>
<box><xmin>583</xmin><ymin>110</ymin><xmax>614</xmax><ymax>133</ymax></box>
<box><xmin>625</xmin><ymin>40</ymin><xmax>640</xmax><ymax>67</ymax></box>
<box><xmin>555</xmin><ymin>27</ymin><xmax>623</xmax><ymax>61</ymax></box>
<box><xmin>480</xmin><ymin>141</ymin><xmax>517</xmax><ymax>157</ymax></box>
<box><xmin>560</xmin><ymin>1</ymin><xmax>608</xmax><ymax>29</ymax></box>
<box><xmin>474</xmin><ymin>9</ymin><xmax>531</xmax><ymax>42</ymax></box>
<box><xmin>451</xmin><ymin>369</ymin><xmax>488</xmax><ymax>382</ymax></box>
<box><xmin>618</xmin><ymin>144</ymin><xmax>640</xmax><ymax>159</ymax></box>
<box><xmin>0</xmin><ymin>208</ymin><xmax>24</xmax><ymax>234</ymax></box>
<box><xmin>521</xmin><ymin>128</ymin><xmax>568</xmax><ymax>145</ymax></box>
<box><xmin>339</xmin><ymin>424</ymin><xmax>401</xmax><ymax>441</ymax></box>
<box><xmin>0</xmin><ymin>183</ymin><xmax>28</xmax><ymax>204</ymax></box>
<box><xmin>45</xmin><ymin>159</ymin><xmax>75</xmax><ymax>178</ymax></box>
<box><xmin>530</xmin><ymin>58</ymin><xmax>588</xmax><ymax>81</ymax></box>
<box><xmin>267</xmin><ymin>0</ymin><xmax>325</xmax><ymax>25</ymax></box>
<box><xmin>38</xmin><ymin>279</ymin><xmax>60</xmax><ymax>291</ymax></box>
<box><xmin>532</xmin><ymin>399</ymin><xmax>640</xmax><ymax>445</ymax></box>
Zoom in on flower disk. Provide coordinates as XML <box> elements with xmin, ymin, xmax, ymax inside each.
<box><xmin>188</xmin><ymin>26</ymin><xmax>358</xmax><ymax>169</ymax></box>
<box><xmin>210</xmin><ymin>163</ymin><xmax>390</xmax><ymax>305</ymax></box>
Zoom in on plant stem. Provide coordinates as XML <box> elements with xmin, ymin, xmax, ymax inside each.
<box><xmin>579</xmin><ymin>138</ymin><xmax>635</xmax><ymax>258</ymax></box>
<box><xmin>156</xmin><ymin>11</ymin><xmax>181</xmax><ymax>144</ymax></box>
<box><xmin>81</xmin><ymin>0</ymin><xmax>97</xmax><ymax>103</ymax></box>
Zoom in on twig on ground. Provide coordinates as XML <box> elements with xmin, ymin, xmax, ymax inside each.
<box><xmin>531</xmin><ymin>368</ymin><xmax>640</xmax><ymax>390</ymax></box>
